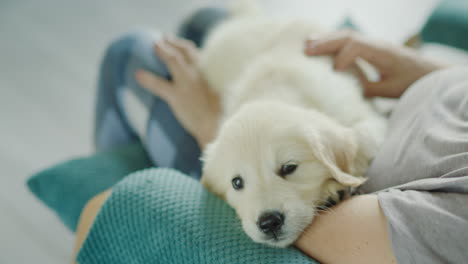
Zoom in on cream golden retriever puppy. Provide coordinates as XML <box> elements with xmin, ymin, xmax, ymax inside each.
<box><xmin>199</xmin><ymin>5</ymin><xmax>387</xmax><ymax>247</ymax></box>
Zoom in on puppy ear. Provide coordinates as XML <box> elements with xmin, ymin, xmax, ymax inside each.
<box><xmin>302</xmin><ymin>125</ymin><xmax>366</xmax><ymax>187</ymax></box>
<box><xmin>200</xmin><ymin>142</ymin><xmax>227</xmax><ymax>198</ymax></box>
<box><xmin>199</xmin><ymin>141</ymin><xmax>215</xmax><ymax>164</ymax></box>
<box><xmin>200</xmin><ymin>142</ymin><xmax>216</xmax><ymax>187</ymax></box>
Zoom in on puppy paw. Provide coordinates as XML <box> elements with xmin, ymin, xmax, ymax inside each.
<box><xmin>317</xmin><ymin>180</ymin><xmax>353</xmax><ymax>210</ymax></box>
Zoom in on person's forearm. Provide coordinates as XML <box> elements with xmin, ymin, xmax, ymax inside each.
<box><xmin>295</xmin><ymin>194</ymin><xmax>397</xmax><ymax>264</ymax></box>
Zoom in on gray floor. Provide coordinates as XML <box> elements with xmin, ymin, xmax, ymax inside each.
<box><xmin>0</xmin><ymin>0</ymin><xmax>440</xmax><ymax>263</ymax></box>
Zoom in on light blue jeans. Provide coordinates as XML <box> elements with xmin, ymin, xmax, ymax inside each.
<box><xmin>94</xmin><ymin>8</ymin><xmax>227</xmax><ymax>179</ymax></box>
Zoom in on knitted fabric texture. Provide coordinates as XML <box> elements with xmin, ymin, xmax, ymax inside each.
<box><xmin>77</xmin><ymin>168</ymin><xmax>317</xmax><ymax>264</ymax></box>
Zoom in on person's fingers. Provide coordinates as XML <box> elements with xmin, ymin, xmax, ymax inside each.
<box><xmin>348</xmin><ymin>62</ymin><xmax>389</xmax><ymax>98</ymax></box>
<box><xmin>305</xmin><ymin>31</ymin><xmax>391</xmax><ymax>72</ymax></box>
<box><xmin>164</xmin><ymin>37</ymin><xmax>198</xmax><ymax>65</ymax></box>
<box><xmin>135</xmin><ymin>69</ymin><xmax>173</xmax><ymax>101</ymax></box>
<box><xmin>334</xmin><ymin>41</ymin><xmax>362</xmax><ymax>71</ymax></box>
<box><xmin>304</xmin><ymin>30</ymin><xmax>354</xmax><ymax>56</ymax></box>
<box><xmin>354</xmin><ymin>43</ymin><xmax>392</xmax><ymax>70</ymax></box>
<box><xmin>155</xmin><ymin>41</ymin><xmax>190</xmax><ymax>81</ymax></box>
<box><xmin>363</xmin><ymin>80</ymin><xmax>400</xmax><ymax>98</ymax></box>
<box><xmin>349</xmin><ymin>62</ymin><xmax>370</xmax><ymax>87</ymax></box>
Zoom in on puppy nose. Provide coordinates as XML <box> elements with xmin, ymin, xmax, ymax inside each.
<box><xmin>258</xmin><ymin>211</ymin><xmax>285</xmax><ymax>234</ymax></box>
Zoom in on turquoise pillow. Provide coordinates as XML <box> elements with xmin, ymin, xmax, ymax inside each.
<box><xmin>421</xmin><ymin>0</ymin><xmax>468</xmax><ymax>51</ymax></box>
<box><xmin>77</xmin><ymin>168</ymin><xmax>317</xmax><ymax>264</ymax></box>
<box><xmin>27</xmin><ymin>142</ymin><xmax>153</xmax><ymax>231</ymax></box>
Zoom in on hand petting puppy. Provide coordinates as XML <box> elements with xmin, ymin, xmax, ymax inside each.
<box><xmin>304</xmin><ymin>30</ymin><xmax>445</xmax><ymax>98</ymax></box>
<box><xmin>135</xmin><ymin>37</ymin><xmax>220</xmax><ymax>148</ymax></box>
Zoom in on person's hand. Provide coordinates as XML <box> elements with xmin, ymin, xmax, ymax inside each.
<box><xmin>135</xmin><ymin>37</ymin><xmax>220</xmax><ymax>148</ymax></box>
<box><xmin>304</xmin><ymin>30</ymin><xmax>446</xmax><ymax>98</ymax></box>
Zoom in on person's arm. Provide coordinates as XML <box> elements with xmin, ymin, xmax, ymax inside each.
<box><xmin>73</xmin><ymin>190</ymin><xmax>111</xmax><ymax>263</ymax></box>
<box><xmin>295</xmin><ymin>194</ymin><xmax>396</xmax><ymax>264</ymax></box>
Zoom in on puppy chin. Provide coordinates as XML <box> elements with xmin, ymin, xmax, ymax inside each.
<box><xmin>246</xmin><ymin>227</ymin><xmax>304</xmax><ymax>248</ymax></box>
<box><xmin>261</xmin><ymin>234</ymin><xmax>298</xmax><ymax>248</ymax></box>
<box><xmin>242</xmin><ymin>217</ymin><xmax>314</xmax><ymax>248</ymax></box>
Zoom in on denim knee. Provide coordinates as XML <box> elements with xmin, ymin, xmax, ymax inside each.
<box><xmin>104</xmin><ymin>30</ymin><xmax>166</xmax><ymax>72</ymax></box>
<box><xmin>102</xmin><ymin>29</ymin><xmax>171</xmax><ymax>104</ymax></box>
<box><xmin>178</xmin><ymin>7</ymin><xmax>228</xmax><ymax>47</ymax></box>
<box><xmin>106</xmin><ymin>30</ymin><xmax>154</xmax><ymax>53</ymax></box>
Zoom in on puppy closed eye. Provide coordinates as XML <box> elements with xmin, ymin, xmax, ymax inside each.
<box><xmin>277</xmin><ymin>162</ymin><xmax>298</xmax><ymax>177</ymax></box>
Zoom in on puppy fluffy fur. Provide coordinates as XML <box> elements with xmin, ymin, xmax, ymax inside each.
<box><xmin>199</xmin><ymin>7</ymin><xmax>387</xmax><ymax>247</ymax></box>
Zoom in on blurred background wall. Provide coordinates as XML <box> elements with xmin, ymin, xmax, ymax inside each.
<box><xmin>0</xmin><ymin>0</ymin><xmax>439</xmax><ymax>263</ymax></box>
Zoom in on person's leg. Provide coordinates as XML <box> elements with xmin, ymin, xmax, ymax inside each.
<box><xmin>94</xmin><ymin>30</ymin><xmax>203</xmax><ymax>178</ymax></box>
<box><xmin>94</xmin><ymin>30</ymin><xmax>166</xmax><ymax>151</ymax></box>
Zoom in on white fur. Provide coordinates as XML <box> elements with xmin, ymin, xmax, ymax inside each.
<box><xmin>199</xmin><ymin>9</ymin><xmax>387</xmax><ymax>247</ymax></box>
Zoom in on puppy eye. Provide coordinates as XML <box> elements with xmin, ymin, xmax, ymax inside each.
<box><xmin>278</xmin><ymin>162</ymin><xmax>298</xmax><ymax>177</ymax></box>
<box><xmin>232</xmin><ymin>176</ymin><xmax>244</xmax><ymax>190</ymax></box>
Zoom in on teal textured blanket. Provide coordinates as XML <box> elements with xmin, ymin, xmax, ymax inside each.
<box><xmin>77</xmin><ymin>168</ymin><xmax>317</xmax><ymax>264</ymax></box>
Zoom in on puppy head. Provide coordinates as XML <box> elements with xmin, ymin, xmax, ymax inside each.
<box><xmin>201</xmin><ymin>101</ymin><xmax>366</xmax><ymax>247</ymax></box>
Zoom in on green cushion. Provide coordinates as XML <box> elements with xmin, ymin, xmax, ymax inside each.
<box><xmin>77</xmin><ymin>168</ymin><xmax>317</xmax><ymax>264</ymax></box>
<box><xmin>27</xmin><ymin>142</ymin><xmax>153</xmax><ymax>231</ymax></box>
<box><xmin>421</xmin><ymin>0</ymin><xmax>468</xmax><ymax>51</ymax></box>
